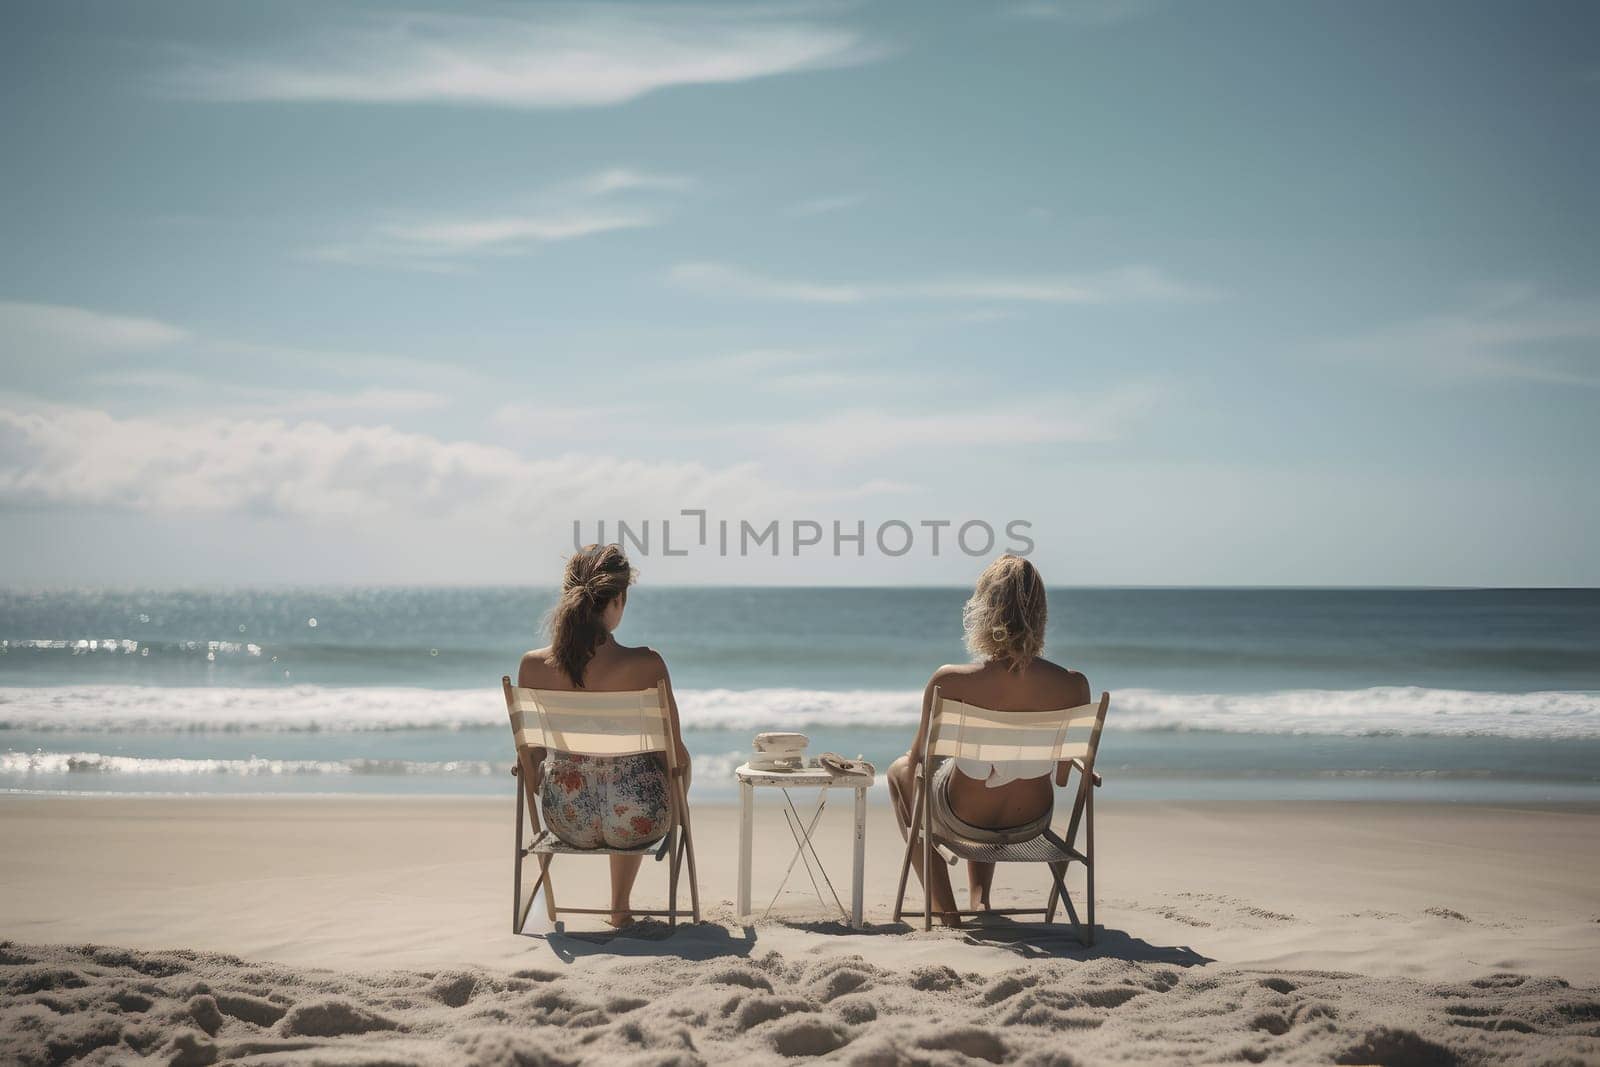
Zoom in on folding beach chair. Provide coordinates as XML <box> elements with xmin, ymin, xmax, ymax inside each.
<box><xmin>502</xmin><ymin>676</ymin><xmax>701</xmax><ymax>932</ymax></box>
<box><xmin>892</xmin><ymin>688</ymin><xmax>1110</xmax><ymax>942</ymax></box>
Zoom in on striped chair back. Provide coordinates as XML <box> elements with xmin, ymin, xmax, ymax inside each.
<box><xmin>927</xmin><ymin>690</ymin><xmax>1109</xmax><ymax>774</ymax></box>
<box><xmin>502</xmin><ymin>678</ymin><xmax>676</xmax><ymax>768</ymax></box>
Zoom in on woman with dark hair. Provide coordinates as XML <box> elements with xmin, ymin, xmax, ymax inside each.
<box><xmin>886</xmin><ymin>554</ymin><xmax>1090</xmax><ymax>927</ymax></box>
<box><xmin>517</xmin><ymin>543</ymin><xmax>691</xmax><ymax>927</ymax></box>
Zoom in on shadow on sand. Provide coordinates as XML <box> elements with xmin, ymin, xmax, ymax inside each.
<box><xmin>956</xmin><ymin>919</ymin><xmax>1213</xmax><ymax>965</ymax></box>
<box><xmin>783</xmin><ymin>915</ymin><xmax>1211</xmax><ymax>965</ymax></box>
<box><xmin>537</xmin><ymin>920</ymin><xmax>758</xmax><ymax>964</ymax></box>
<box><xmin>528</xmin><ymin>915</ymin><xmax>1208</xmax><ymax>968</ymax></box>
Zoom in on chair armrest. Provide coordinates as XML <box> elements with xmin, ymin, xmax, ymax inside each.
<box><xmin>1070</xmin><ymin>758</ymin><xmax>1103</xmax><ymax>788</ymax></box>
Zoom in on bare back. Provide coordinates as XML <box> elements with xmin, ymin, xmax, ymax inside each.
<box><xmin>519</xmin><ymin>638</ymin><xmax>668</xmax><ymax>694</ymax></box>
<box><xmin>919</xmin><ymin>656</ymin><xmax>1090</xmax><ymax>827</ymax></box>
<box><xmin>517</xmin><ymin>638</ymin><xmax>689</xmax><ymax>771</ymax></box>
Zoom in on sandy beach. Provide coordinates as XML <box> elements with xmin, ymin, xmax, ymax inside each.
<box><xmin>2</xmin><ymin>794</ymin><xmax>1596</xmax><ymax>1064</ymax></box>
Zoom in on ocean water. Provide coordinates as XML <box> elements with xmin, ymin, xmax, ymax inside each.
<box><xmin>2</xmin><ymin>587</ymin><xmax>1598</xmax><ymax>802</ymax></box>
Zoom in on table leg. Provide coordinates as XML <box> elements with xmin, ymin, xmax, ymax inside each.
<box><xmin>738</xmin><ymin>779</ymin><xmax>753</xmax><ymax>920</ymax></box>
<box><xmin>852</xmin><ymin>785</ymin><xmax>867</xmax><ymax>928</ymax></box>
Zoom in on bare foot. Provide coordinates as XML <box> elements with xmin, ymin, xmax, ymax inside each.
<box><xmin>970</xmin><ymin>890</ymin><xmax>993</xmax><ymax>912</ymax></box>
<box><xmin>606</xmin><ymin>912</ymin><xmax>634</xmax><ymax>929</ymax></box>
<box><xmin>938</xmin><ymin>913</ymin><xmax>964</xmax><ymax>929</ymax></box>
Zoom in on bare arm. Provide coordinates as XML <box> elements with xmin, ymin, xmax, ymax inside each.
<box><xmin>653</xmin><ymin>654</ymin><xmax>692</xmax><ymax>776</ymax></box>
<box><xmin>513</xmin><ymin>656</ymin><xmax>548</xmax><ymax>788</ymax></box>
<box><xmin>1053</xmin><ymin>671</ymin><xmax>1093</xmax><ymax>788</ymax></box>
<box><xmin>907</xmin><ymin>672</ymin><xmax>945</xmax><ymax>769</ymax></box>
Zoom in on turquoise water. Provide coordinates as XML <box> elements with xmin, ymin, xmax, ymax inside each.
<box><xmin>2</xmin><ymin>587</ymin><xmax>1597</xmax><ymax>801</ymax></box>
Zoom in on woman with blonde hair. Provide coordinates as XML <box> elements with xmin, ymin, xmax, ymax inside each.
<box><xmin>517</xmin><ymin>543</ymin><xmax>691</xmax><ymax>927</ymax></box>
<box><xmin>886</xmin><ymin>554</ymin><xmax>1089</xmax><ymax>926</ymax></box>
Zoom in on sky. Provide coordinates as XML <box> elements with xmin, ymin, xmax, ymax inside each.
<box><xmin>0</xmin><ymin>0</ymin><xmax>1596</xmax><ymax>587</ymax></box>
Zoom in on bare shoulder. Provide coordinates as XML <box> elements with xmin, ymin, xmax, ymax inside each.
<box><xmin>517</xmin><ymin>648</ymin><xmax>557</xmax><ymax>688</ymax></box>
<box><xmin>1032</xmin><ymin>657</ymin><xmax>1092</xmax><ymax>704</ymax></box>
<box><xmin>617</xmin><ymin>643</ymin><xmax>670</xmax><ymax>685</ymax></box>
<box><xmin>929</xmin><ymin>662</ymin><xmax>982</xmax><ymax>684</ymax></box>
<box><xmin>924</xmin><ymin>661</ymin><xmax>981</xmax><ymax>700</ymax></box>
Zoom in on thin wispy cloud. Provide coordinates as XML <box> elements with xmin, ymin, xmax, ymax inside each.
<box><xmin>164</xmin><ymin>6</ymin><xmax>884</xmax><ymax>110</ymax></box>
<box><xmin>581</xmin><ymin>168</ymin><xmax>697</xmax><ymax>196</ymax></box>
<box><xmin>1327</xmin><ymin>285</ymin><xmax>1600</xmax><ymax>388</ymax></box>
<box><xmin>83</xmin><ymin>370</ymin><xmax>446</xmax><ymax>416</ymax></box>
<box><xmin>0</xmin><ymin>401</ymin><xmax>911</xmax><ymax>524</ymax></box>
<box><xmin>668</xmin><ymin>262</ymin><xmax>865</xmax><ymax>303</ymax></box>
<box><xmin>760</xmin><ymin>383</ymin><xmax>1165</xmax><ymax>462</ymax></box>
<box><xmin>1005</xmin><ymin>0</ymin><xmax>1162</xmax><ymax>25</ymax></box>
<box><xmin>2</xmin><ymin>299</ymin><xmax>476</xmax><ymax>415</ymax></box>
<box><xmin>310</xmin><ymin>212</ymin><xmax>654</xmax><ymax>272</ymax></box>
<box><xmin>0</xmin><ymin>301</ymin><xmax>189</xmax><ymax>353</ymax></box>
<box><xmin>309</xmin><ymin>166</ymin><xmax>689</xmax><ymax>270</ymax></box>
<box><xmin>641</xmin><ymin>347</ymin><xmax>894</xmax><ymax>393</ymax></box>
<box><xmin>645</xmin><ymin>347</ymin><xmax>840</xmax><ymax>381</ymax></box>
<box><xmin>667</xmin><ymin>261</ymin><xmax>1216</xmax><ymax>305</ymax></box>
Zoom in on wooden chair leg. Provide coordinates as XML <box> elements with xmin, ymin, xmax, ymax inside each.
<box><xmin>1086</xmin><ymin>789</ymin><xmax>1096</xmax><ymax>945</ymax></box>
<box><xmin>1045</xmin><ymin>861</ymin><xmax>1065</xmax><ymax>923</ymax></box>
<box><xmin>676</xmin><ymin>780</ymin><xmax>701</xmax><ymax>922</ymax></box>
<box><xmin>512</xmin><ymin>775</ymin><xmax>524</xmax><ymax>933</ymax></box>
<box><xmin>667</xmin><ymin>826</ymin><xmax>680</xmax><ymax>928</ymax></box>
<box><xmin>1049</xmin><ymin>863</ymin><xmax>1085</xmax><ymax>943</ymax></box>
<box><xmin>516</xmin><ymin>863</ymin><xmax>547</xmax><ymax>934</ymax></box>
<box><xmin>921</xmin><ymin>772</ymin><xmax>934</xmax><ymax>932</ymax></box>
<box><xmin>892</xmin><ymin>775</ymin><xmax>924</xmax><ymax>923</ymax></box>
<box><xmin>539</xmin><ymin>855</ymin><xmax>557</xmax><ymax>922</ymax></box>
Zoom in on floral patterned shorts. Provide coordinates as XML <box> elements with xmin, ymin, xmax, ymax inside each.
<box><xmin>540</xmin><ymin>752</ymin><xmax>671</xmax><ymax>850</ymax></box>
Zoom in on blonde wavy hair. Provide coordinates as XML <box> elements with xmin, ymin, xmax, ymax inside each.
<box><xmin>962</xmin><ymin>554</ymin><xmax>1047</xmax><ymax>670</ymax></box>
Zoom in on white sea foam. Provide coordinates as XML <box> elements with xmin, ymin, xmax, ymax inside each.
<box><xmin>0</xmin><ymin>748</ymin><xmax>756</xmax><ymax>781</ymax></box>
<box><xmin>0</xmin><ymin>685</ymin><xmax>1596</xmax><ymax>739</ymax></box>
<box><xmin>0</xmin><ymin>752</ymin><xmax>498</xmax><ymax>776</ymax></box>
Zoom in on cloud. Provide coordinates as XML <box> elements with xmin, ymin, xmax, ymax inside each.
<box><xmin>634</xmin><ymin>347</ymin><xmax>899</xmax><ymax>394</ymax></box>
<box><xmin>786</xmin><ymin>193</ymin><xmax>867</xmax><ymax>216</ymax></box>
<box><xmin>667</xmin><ymin>261</ymin><xmax>1216</xmax><ymax>305</ymax></box>
<box><xmin>309</xmin><ymin>165</ymin><xmax>694</xmax><ymax>270</ymax></box>
<box><xmin>762</xmin><ymin>370</ymin><xmax>899</xmax><ymax>393</ymax></box>
<box><xmin>580</xmin><ymin>168</ymin><xmax>697</xmax><ymax>196</ymax></box>
<box><xmin>1005</xmin><ymin>0</ymin><xmax>1162</xmax><ymax>25</ymax></box>
<box><xmin>668</xmin><ymin>262</ymin><xmax>865</xmax><ymax>303</ymax></box>
<box><xmin>0</xmin><ymin>403</ymin><xmax>791</xmax><ymax>522</ymax></box>
<box><xmin>165</xmin><ymin>7</ymin><xmax>883</xmax><ymax>110</ymax></box>
<box><xmin>0</xmin><ymin>301</ymin><xmax>189</xmax><ymax>353</ymax></box>
<box><xmin>1</xmin><ymin>298</ymin><xmax>477</xmax><ymax>416</ymax></box>
<box><xmin>310</xmin><ymin>211</ymin><xmax>655</xmax><ymax>271</ymax></box>
<box><xmin>83</xmin><ymin>370</ymin><xmax>446</xmax><ymax>416</ymax></box>
<box><xmin>759</xmin><ymin>383</ymin><xmax>1164</xmax><ymax>462</ymax></box>
<box><xmin>1326</xmin><ymin>285</ymin><xmax>1600</xmax><ymax>387</ymax></box>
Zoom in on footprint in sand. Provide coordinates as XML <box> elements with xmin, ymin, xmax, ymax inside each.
<box><xmin>768</xmin><ymin>1014</ymin><xmax>851</xmax><ymax>1057</ymax></box>
<box><xmin>907</xmin><ymin>964</ymin><xmax>963</xmax><ymax>992</ymax></box>
<box><xmin>213</xmin><ymin>991</ymin><xmax>287</xmax><ymax>1026</ymax></box>
<box><xmin>279</xmin><ymin>998</ymin><xmax>400</xmax><ymax>1038</ymax></box>
<box><xmin>703</xmin><ymin>966</ymin><xmax>774</xmax><ymax>992</ymax></box>
<box><xmin>831</xmin><ymin>994</ymin><xmax>877</xmax><ymax>1025</ymax></box>
<box><xmin>917</xmin><ymin>1026</ymin><xmax>1009</xmax><ymax>1063</ymax></box>
<box><xmin>735</xmin><ymin>995</ymin><xmax>818</xmax><ymax>1029</ymax></box>
<box><xmin>1336</xmin><ymin>1026</ymin><xmax>1462</xmax><ymax>1067</ymax></box>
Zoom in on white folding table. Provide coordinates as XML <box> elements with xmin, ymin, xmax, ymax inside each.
<box><xmin>735</xmin><ymin>762</ymin><xmax>873</xmax><ymax>929</ymax></box>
